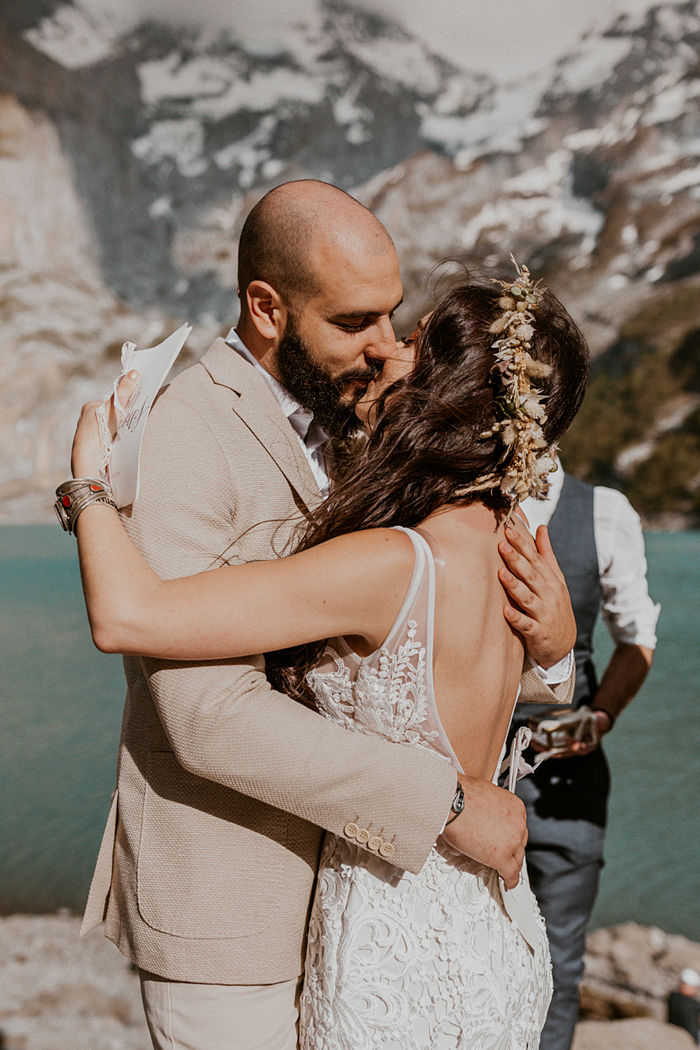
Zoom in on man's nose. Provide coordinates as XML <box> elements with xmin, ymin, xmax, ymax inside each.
<box><xmin>365</xmin><ymin>316</ymin><xmax>397</xmax><ymax>361</ymax></box>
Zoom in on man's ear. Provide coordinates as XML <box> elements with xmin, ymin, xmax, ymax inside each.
<box><xmin>245</xmin><ymin>280</ymin><xmax>287</xmax><ymax>341</ymax></box>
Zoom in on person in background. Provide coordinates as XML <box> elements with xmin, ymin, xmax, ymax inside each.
<box><xmin>510</xmin><ymin>458</ymin><xmax>660</xmax><ymax>1050</ymax></box>
<box><xmin>668</xmin><ymin>968</ymin><xmax>700</xmax><ymax>1043</ymax></box>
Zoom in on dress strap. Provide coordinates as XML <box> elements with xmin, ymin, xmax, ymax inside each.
<box><xmin>389</xmin><ymin>527</ymin><xmax>463</xmax><ymax>772</ymax></box>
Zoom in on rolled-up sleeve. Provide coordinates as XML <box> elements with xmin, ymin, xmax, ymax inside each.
<box><xmin>594</xmin><ymin>487</ymin><xmax>660</xmax><ymax>649</ymax></box>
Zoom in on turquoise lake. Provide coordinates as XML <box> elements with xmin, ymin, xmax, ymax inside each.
<box><xmin>1</xmin><ymin>525</ymin><xmax>699</xmax><ymax>938</ymax></box>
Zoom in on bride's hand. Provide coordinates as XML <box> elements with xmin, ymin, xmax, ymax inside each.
<box><xmin>71</xmin><ymin>371</ymin><xmax>140</xmax><ymax>478</ymax></box>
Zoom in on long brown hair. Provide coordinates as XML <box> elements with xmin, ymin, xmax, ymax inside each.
<box><xmin>267</xmin><ymin>274</ymin><xmax>589</xmax><ymax>705</ymax></box>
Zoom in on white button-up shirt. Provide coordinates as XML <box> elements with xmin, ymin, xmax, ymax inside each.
<box><xmin>522</xmin><ymin>461</ymin><xmax>660</xmax><ymax>650</ymax></box>
<box><xmin>225</xmin><ymin>328</ymin><xmax>329</xmax><ymax>495</ymax></box>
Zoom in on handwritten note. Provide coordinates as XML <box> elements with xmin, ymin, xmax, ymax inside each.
<box><xmin>109</xmin><ymin>323</ymin><xmax>191</xmax><ymax>508</ymax></box>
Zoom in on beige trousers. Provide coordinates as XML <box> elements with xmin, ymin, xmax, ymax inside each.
<box><xmin>139</xmin><ymin>970</ymin><xmax>301</xmax><ymax>1050</ymax></box>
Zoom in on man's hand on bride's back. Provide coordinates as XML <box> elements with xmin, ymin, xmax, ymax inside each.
<box><xmin>497</xmin><ymin>517</ymin><xmax>576</xmax><ymax>668</ymax></box>
<box><xmin>441</xmin><ymin>777</ymin><xmax>527</xmax><ymax>889</ymax></box>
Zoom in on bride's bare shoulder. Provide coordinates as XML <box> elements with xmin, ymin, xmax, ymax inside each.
<box><xmin>308</xmin><ymin>526</ymin><xmax>416</xmax><ymax>576</ymax></box>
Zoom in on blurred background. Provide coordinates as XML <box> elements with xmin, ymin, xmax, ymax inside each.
<box><xmin>0</xmin><ymin>0</ymin><xmax>698</xmax><ymax>1028</ymax></box>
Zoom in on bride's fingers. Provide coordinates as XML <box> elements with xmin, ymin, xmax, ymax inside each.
<box><xmin>107</xmin><ymin>370</ymin><xmax>140</xmax><ymax>435</ymax></box>
<box><xmin>79</xmin><ymin>400</ymin><xmax>102</xmax><ymax>422</ymax></box>
<box><xmin>117</xmin><ymin>369</ymin><xmax>140</xmax><ymax>409</ymax></box>
<box><xmin>72</xmin><ymin>400</ymin><xmax>108</xmax><ymax>477</ymax></box>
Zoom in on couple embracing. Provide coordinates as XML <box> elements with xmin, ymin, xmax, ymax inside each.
<box><xmin>66</xmin><ymin>180</ymin><xmax>589</xmax><ymax>1049</ymax></box>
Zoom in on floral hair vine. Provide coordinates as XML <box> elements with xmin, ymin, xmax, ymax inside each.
<box><xmin>454</xmin><ymin>256</ymin><xmax>557</xmax><ymax>507</ymax></box>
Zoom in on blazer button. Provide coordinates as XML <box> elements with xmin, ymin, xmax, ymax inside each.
<box><xmin>344</xmin><ymin>822</ymin><xmax>359</xmax><ymax>840</ymax></box>
<box><xmin>355</xmin><ymin>827</ymin><xmax>370</xmax><ymax>845</ymax></box>
<box><xmin>379</xmin><ymin>842</ymin><xmax>396</xmax><ymax>859</ymax></box>
<box><xmin>367</xmin><ymin>836</ymin><xmax>382</xmax><ymax>852</ymax></box>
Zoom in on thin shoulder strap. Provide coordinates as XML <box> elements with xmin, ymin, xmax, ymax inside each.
<box><xmin>382</xmin><ymin>527</ymin><xmax>430</xmax><ymax>651</ymax></box>
<box><xmin>390</xmin><ymin>527</ymin><xmax>463</xmax><ymax>772</ymax></box>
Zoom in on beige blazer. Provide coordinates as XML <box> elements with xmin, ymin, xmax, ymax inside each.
<box><xmin>81</xmin><ymin>338</ymin><xmax>572</xmax><ymax>984</ymax></box>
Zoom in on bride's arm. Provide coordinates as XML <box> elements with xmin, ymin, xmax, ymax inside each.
<box><xmin>70</xmin><ymin>393</ymin><xmax>413</xmax><ymax>659</ymax></box>
<box><xmin>75</xmin><ymin>498</ymin><xmax>413</xmax><ymax>660</ymax></box>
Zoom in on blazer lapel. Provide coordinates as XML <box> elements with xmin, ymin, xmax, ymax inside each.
<box><xmin>201</xmin><ymin>338</ymin><xmax>322</xmax><ymax>511</ymax></box>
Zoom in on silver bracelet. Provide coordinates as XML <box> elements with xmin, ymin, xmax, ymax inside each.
<box><xmin>54</xmin><ymin>478</ymin><xmax>117</xmax><ymax>535</ymax></box>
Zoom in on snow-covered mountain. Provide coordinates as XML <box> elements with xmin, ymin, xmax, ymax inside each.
<box><xmin>1</xmin><ymin>0</ymin><xmax>698</xmax><ymax>522</ymax></box>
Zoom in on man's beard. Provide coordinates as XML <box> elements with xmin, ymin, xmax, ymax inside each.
<box><xmin>276</xmin><ymin>321</ymin><xmax>381</xmax><ymax>438</ymax></box>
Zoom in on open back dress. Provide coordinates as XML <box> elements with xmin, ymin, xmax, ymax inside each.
<box><xmin>299</xmin><ymin>527</ymin><xmax>552</xmax><ymax>1050</ymax></box>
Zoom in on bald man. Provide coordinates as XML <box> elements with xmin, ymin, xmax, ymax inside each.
<box><xmin>81</xmin><ymin>181</ymin><xmax>575</xmax><ymax>1050</ymax></box>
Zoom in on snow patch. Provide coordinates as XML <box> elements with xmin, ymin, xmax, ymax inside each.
<box><xmin>564</xmin><ymin>129</ymin><xmax>604</xmax><ymax>151</ymax></box>
<box><xmin>196</xmin><ymin>69</ymin><xmax>326</xmax><ymax>120</ymax></box>
<box><xmin>148</xmin><ymin>197</ymin><xmax>172</xmax><ymax>219</ymax></box>
<box><xmin>645</xmin><ymin>265</ymin><xmax>664</xmax><ymax>282</ymax></box>
<box><xmin>261</xmin><ymin>158</ymin><xmax>286</xmax><ymax>180</ymax></box>
<box><xmin>138</xmin><ymin>54</ymin><xmax>326</xmax><ymax>119</ymax></box>
<box><xmin>661</xmin><ymin>167</ymin><xmax>700</xmax><ymax>195</ymax></box>
<box><xmin>457</xmin><ymin>190</ymin><xmax>602</xmax><ymax>253</ymax></box>
<box><xmin>138</xmin><ymin>55</ymin><xmax>239</xmax><ymax>107</ymax></box>
<box><xmin>132</xmin><ymin>120</ymin><xmax>207</xmax><ymax>178</ymax></box>
<box><xmin>621</xmin><ymin>224</ymin><xmax>638</xmax><ymax>246</ymax></box>
<box><xmin>342</xmin><ymin>35</ymin><xmax>444</xmax><ymax>96</ymax></box>
<box><xmin>23</xmin><ymin>5</ymin><xmax>118</xmax><ymax>70</ymax></box>
<box><xmin>504</xmin><ymin>151</ymin><xmax>570</xmax><ymax>196</ymax></box>
<box><xmin>642</xmin><ymin>76</ymin><xmax>700</xmax><ymax>127</ymax></box>
<box><xmin>439</xmin><ymin>74</ymin><xmax>547</xmax><ymax>162</ymax></box>
<box><xmin>332</xmin><ymin>81</ymin><xmax>373</xmax><ymax>144</ymax></box>
<box><xmin>213</xmin><ymin>114</ymin><xmax>278</xmax><ymax>185</ymax></box>
<box><xmin>549</xmin><ymin>35</ymin><xmax>633</xmax><ymax>96</ymax></box>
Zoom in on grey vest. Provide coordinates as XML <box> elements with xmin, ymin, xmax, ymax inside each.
<box><xmin>516</xmin><ymin>473</ymin><xmax>602</xmax><ymax>723</ymax></box>
<box><xmin>548</xmin><ymin>473</ymin><xmax>602</xmax><ymax>708</ymax></box>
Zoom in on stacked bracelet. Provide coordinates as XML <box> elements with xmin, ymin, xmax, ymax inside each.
<box><xmin>54</xmin><ymin>478</ymin><xmax>117</xmax><ymax>535</ymax></box>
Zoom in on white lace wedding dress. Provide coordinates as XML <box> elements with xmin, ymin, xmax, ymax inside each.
<box><xmin>299</xmin><ymin>527</ymin><xmax>552</xmax><ymax>1050</ymax></box>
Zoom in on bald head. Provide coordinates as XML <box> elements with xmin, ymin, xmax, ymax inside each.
<box><xmin>237</xmin><ymin>180</ymin><xmax>395</xmax><ymax>317</ymax></box>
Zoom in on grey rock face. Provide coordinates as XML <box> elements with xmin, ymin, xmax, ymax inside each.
<box><xmin>0</xmin><ymin>1</ymin><xmax>698</xmax><ymax>521</ymax></box>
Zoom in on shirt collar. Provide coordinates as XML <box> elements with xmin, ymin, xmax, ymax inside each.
<box><xmin>224</xmin><ymin>328</ymin><xmax>327</xmax><ymax>448</ymax></box>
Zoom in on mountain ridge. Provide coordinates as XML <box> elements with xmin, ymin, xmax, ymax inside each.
<box><xmin>1</xmin><ymin>0</ymin><xmax>698</xmax><ymax>523</ymax></box>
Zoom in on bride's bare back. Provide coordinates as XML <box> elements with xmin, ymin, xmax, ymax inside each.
<box><xmin>336</xmin><ymin>503</ymin><xmax>524</xmax><ymax>780</ymax></box>
<box><xmin>417</xmin><ymin>504</ymin><xmax>524</xmax><ymax>781</ymax></box>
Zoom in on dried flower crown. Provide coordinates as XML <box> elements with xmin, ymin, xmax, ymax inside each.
<box><xmin>454</xmin><ymin>257</ymin><xmax>557</xmax><ymax>507</ymax></box>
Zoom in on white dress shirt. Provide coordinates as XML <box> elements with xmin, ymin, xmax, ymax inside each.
<box><xmin>225</xmin><ymin>328</ymin><xmax>330</xmax><ymax>495</ymax></box>
<box><xmin>522</xmin><ymin>462</ymin><xmax>660</xmax><ymax>650</ymax></box>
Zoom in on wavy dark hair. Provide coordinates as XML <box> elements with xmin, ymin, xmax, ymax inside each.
<box><xmin>267</xmin><ymin>273</ymin><xmax>589</xmax><ymax>706</ymax></box>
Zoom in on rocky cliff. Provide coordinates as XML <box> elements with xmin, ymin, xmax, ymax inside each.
<box><xmin>1</xmin><ymin>1</ymin><xmax>698</xmax><ymax>523</ymax></box>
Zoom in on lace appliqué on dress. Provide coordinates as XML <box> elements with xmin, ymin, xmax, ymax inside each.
<box><xmin>308</xmin><ymin>619</ymin><xmax>441</xmax><ymax>751</ymax></box>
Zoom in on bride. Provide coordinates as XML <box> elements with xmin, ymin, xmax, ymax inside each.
<box><xmin>68</xmin><ymin>265</ymin><xmax>588</xmax><ymax>1048</ymax></box>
